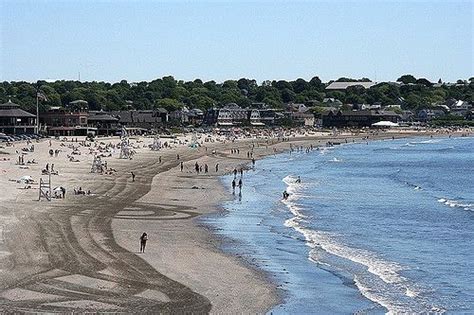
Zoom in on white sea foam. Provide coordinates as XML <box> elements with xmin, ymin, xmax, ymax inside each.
<box><xmin>406</xmin><ymin>288</ymin><xmax>419</xmax><ymax>298</ymax></box>
<box><xmin>329</xmin><ymin>157</ymin><xmax>342</xmax><ymax>162</ymax></box>
<box><xmin>439</xmin><ymin>198</ymin><xmax>473</xmax><ymax>211</ymax></box>
<box><xmin>281</xmin><ymin>176</ymin><xmax>427</xmax><ymax>313</ymax></box>
<box><xmin>409</xmin><ymin>139</ymin><xmax>441</xmax><ymax>145</ymax></box>
<box><xmin>319</xmin><ymin>147</ymin><xmax>333</xmax><ymax>155</ymax></box>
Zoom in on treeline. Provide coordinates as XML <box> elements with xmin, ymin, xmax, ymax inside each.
<box><xmin>0</xmin><ymin>75</ymin><xmax>473</xmax><ymax>114</ymax></box>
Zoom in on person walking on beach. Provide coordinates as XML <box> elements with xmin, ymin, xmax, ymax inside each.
<box><xmin>140</xmin><ymin>232</ymin><xmax>148</xmax><ymax>253</ymax></box>
<box><xmin>252</xmin><ymin>158</ymin><xmax>255</xmax><ymax>168</ymax></box>
<box><xmin>205</xmin><ymin>164</ymin><xmax>208</xmax><ymax>173</ymax></box>
<box><xmin>180</xmin><ymin>162</ymin><xmax>183</xmax><ymax>172</ymax></box>
<box><xmin>233</xmin><ymin>168</ymin><xmax>237</xmax><ymax>178</ymax></box>
<box><xmin>159</xmin><ymin>156</ymin><xmax>162</xmax><ymax>163</ymax></box>
<box><xmin>215</xmin><ymin>163</ymin><xmax>219</xmax><ymax>172</ymax></box>
<box><xmin>238</xmin><ymin>178</ymin><xmax>242</xmax><ymax>192</ymax></box>
<box><xmin>131</xmin><ymin>172</ymin><xmax>135</xmax><ymax>182</ymax></box>
<box><xmin>232</xmin><ymin>179</ymin><xmax>236</xmax><ymax>194</ymax></box>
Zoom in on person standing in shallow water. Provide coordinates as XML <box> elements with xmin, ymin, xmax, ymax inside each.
<box><xmin>140</xmin><ymin>232</ymin><xmax>148</xmax><ymax>253</ymax></box>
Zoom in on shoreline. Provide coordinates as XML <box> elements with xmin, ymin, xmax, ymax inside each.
<box><xmin>179</xmin><ymin>131</ymin><xmax>472</xmax><ymax>313</ymax></box>
<box><xmin>205</xmin><ymin>133</ymin><xmax>472</xmax><ymax>311</ymax></box>
<box><xmin>0</xmin><ymin>129</ymin><xmax>470</xmax><ymax>313</ymax></box>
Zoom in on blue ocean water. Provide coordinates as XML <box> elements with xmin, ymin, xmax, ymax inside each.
<box><xmin>204</xmin><ymin>136</ymin><xmax>474</xmax><ymax>314</ymax></box>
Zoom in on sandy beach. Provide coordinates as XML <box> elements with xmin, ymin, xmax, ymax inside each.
<box><xmin>0</xmin><ymin>128</ymin><xmax>469</xmax><ymax>313</ymax></box>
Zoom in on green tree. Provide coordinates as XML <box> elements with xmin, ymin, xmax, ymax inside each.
<box><xmin>397</xmin><ymin>74</ymin><xmax>417</xmax><ymax>84</ymax></box>
<box><xmin>156</xmin><ymin>98</ymin><xmax>182</xmax><ymax>112</ymax></box>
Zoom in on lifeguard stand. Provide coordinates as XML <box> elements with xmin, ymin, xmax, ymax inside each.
<box><xmin>91</xmin><ymin>156</ymin><xmax>103</xmax><ymax>173</ymax></box>
<box><xmin>151</xmin><ymin>136</ymin><xmax>161</xmax><ymax>151</ymax></box>
<box><xmin>189</xmin><ymin>132</ymin><xmax>199</xmax><ymax>148</ymax></box>
<box><xmin>119</xmin><ymin>127</ymin><xmax>131</xmax><ymax>159</ymax></box>
<box><xmin>38</xmin><ymin>172</ymin><xmax>52</xmax><ymax>201</ymax></box>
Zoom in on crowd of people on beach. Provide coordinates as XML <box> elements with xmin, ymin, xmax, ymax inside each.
<box><xmin>2</xmin><ymin>125</ymin><xmax>472</xmax><ymax>260</ymax></box>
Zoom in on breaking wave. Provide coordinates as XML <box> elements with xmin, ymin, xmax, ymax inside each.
<box><xmin>281</xmin><ymin>176</ymin><xmax>439</xmax><ymax>314</ymax></box>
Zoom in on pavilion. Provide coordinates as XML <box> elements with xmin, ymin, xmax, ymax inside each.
<box><xmin>0</xmin><ymin>100</ymin><xmax>36</xmax><ymax>135</ymax></box>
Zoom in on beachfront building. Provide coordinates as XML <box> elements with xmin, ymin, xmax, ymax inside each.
<box><xmin>214</xmin><ymin>103</ymin><xmax>249</xmax><ymax>126</ymax></box>
<box><xmin>249</xmin><ymin>109</ymin><xmax>265</xmax><ymax>127</ymax></box>
<box><xmin>42</xmin><ymin>107</ymin><xmax>96</xmax><ymax>136</ymax></box>
<box><xmin>170</xmin><ymin>107</ymin><xmax>204</xmax><ymax>125</ymax></box>
<box><xmin>292</xmin><ymin>111</ymin><xmax>315</xmax><ymax>126</ymax></box>
<box><xmin>285</xmin><ymin>103</ymin><xmax>315</xmax><ymax>126</ymax></box>
<box><xmin>88</xmin><ymin>111</ymin><xmax>120</xmax><ymax>135</ymax></box>
<box><xmin>322</xmin><ymin>110</ymin><xmax>400</xmax><ymax>128</ymax></box>
<box><xmin>259</xmin><ymin>108</ymin><xmax>283</xmax><ymax>125</ymax></box>
<box><xmin>109</xmin><ymin>109</ymin><xmax>168</xmax><ymax>133</ymax></box>
<box><xmin>0</xmin><ymin>100</ymin><xmax>36</xmax><ymax>135</ymax></box>
<box><xmin>204</xmin><ymin>104</ymin><xmax>284</xmax><ymax>127</ymax></box>
<box><xmin>216</xmin><ymin>108</ymin><xmax>234</xmax><ymax>126</ymax></box>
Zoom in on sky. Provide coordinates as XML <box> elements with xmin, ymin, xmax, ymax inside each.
<box><xmin>0</xmin><ymin>0</ymin><xmax>472</xmax><ymax>83</ymax></box>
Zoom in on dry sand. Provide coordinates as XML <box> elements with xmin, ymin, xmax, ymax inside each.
<box><xmin>0</xmin><ymin>128</ymin><xmax>468</xmax><ymax>313</ymax></box>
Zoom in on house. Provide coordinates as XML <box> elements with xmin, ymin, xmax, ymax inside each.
<box><xmin>286</xmin><ymin>103</ymin><xmax>308</xmax><ymax>113</ymax></box>
<box><xmin>417</xmin><ymin>109</ymin><xmax>446</xmax><ymax>122</ymax></box>
<box><xmin>322</xmin><ymin>110</ymin><xmax>400</xmax><ymax>128</ymax></box>
<box><xmin>0</xmin><ymin>100</ymin><xmax>36</xmax><ymax>135</ymax></box>
<box><xmin>400</xmin><ymin>110</ymin><xmax>415</xmax><ymax>122</ymax></box>
<box><xmin>449</xmin><ymin>100</ymin><xmax>472</xmax><ymax>117</ymax></box>
<box><xmin>322</xmin><ymin>98</ymin><xmax>343</xmax><ymax>107</ymax></box>
<box><xmin>41</xmin><ymin>107</ymin><xmax>95</xmax><ymax>136</ymax></box>
<box><xmin>326</xmin><ymin>81</ymin><xmax>378</xmax><ymax>90</ymax></box>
